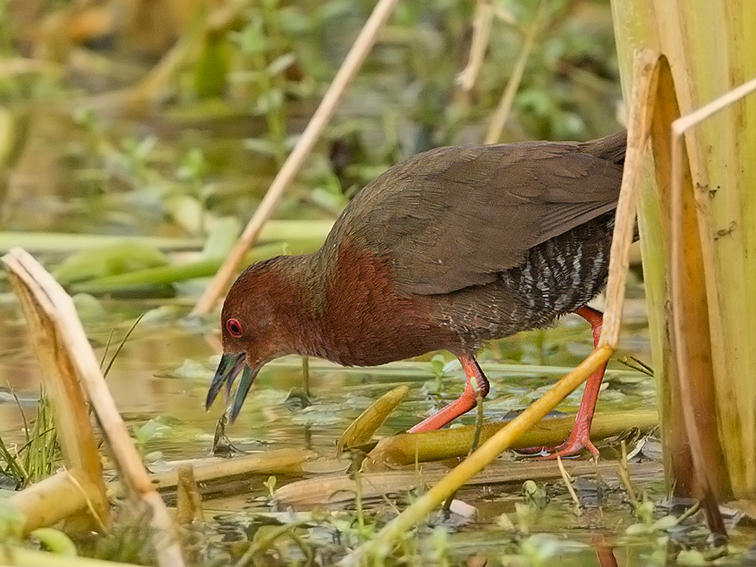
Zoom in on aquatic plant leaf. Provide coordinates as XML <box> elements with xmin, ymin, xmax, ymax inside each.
<box><xmin>202</xmin><ymin>216</ymin><xmax>241</xmax><ymax>259</ymax></box>
<box><xmin>336</xmin><ymin>385</ymin><xmax>409</xmax><ymax>455</ymax></box>
<box><xmin>30</xmin><ymin>528</ymin><xmax>77</xmax><ymax>556</ymax></box>
<box><xmin>53</xmin><ymin>243</ymin><xmax>168</xmax><ymax>285</ymax></box>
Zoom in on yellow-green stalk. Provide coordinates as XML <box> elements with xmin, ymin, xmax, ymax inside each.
<box><xmin>611</xmin><ymin>0</ymin><xmax>756</xmax><ymax>498</ymax></box>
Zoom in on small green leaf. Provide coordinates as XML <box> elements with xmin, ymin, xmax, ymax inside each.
<box><xmin>676</xmin><ymin>549</ymin><xmax>707</xmax><ymax>566</ymax></box>
<box><xmin>266</xmin><ymin>53</ymin><xmax>296</xmax><ymax>77</ymax></box>
<box><xmin>30</xmin><ymin>528</ymin><xmax>77</xmax><ymax>556</ymax></box>
<box><xmin>625</xmin><ymin>522</ymin><xmax>653</xmax><ymax>535</ymax></box>
<box><xmin>134</xmin><ymin>418</ymin><xmax>173</xmax><ymax>447</ymax></box>
<box><xmin>263</xmin><ymin>475</ymin><xmax>277</xmax><ymax>497</ymax></box>
<box><xmin>229</xmin><ymin>16</ymin><xmax>267</xmax><ymax>56</ymax></box>
<box><xmin>652</xmin><ymin>514</ymin><xmax>678</xmax><ymax>531</ymax></box>
<box><xmin>430</xmin><ymin>354</ymin><xmax>446</xmax><ymax>377</ymax></box>
<box><xmin>523</xmin><ymin>480</ymin><xmax>548</xmax><ymax>509</ymax></box>
<box><xmin>201</xmin><ymin>217</ymin><xmax>240</xmax><ymax>260</ymax></box>
<box><xmin>176</xmin><ymin>148</ymin><xmax>207</xmax><ymax>182</ymax></box>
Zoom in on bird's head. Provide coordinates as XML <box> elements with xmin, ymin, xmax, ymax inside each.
<box><xmin>205</xmin><ymin>257</ymin><xmax>303</xmax><ymax>421</ymax></box>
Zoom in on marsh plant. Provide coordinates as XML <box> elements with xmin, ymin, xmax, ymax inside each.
<box><xmin>0</xmin><ymin>391</ymin><xmax>60</xmax><ymax>490</ymax></box>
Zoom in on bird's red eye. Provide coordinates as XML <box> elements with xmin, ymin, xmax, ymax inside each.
<box><xmin>226</xmin><ymin>318</ymin><xmax>243</xmax><ymax>337</ymax></box>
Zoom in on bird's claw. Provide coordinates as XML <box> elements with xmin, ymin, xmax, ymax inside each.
<box><xmin>516</xmin><ymin>433</ymin><xmax>599</xmax><ymax>460</ymax></box>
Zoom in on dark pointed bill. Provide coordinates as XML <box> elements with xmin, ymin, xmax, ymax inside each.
<box><xmin>206</xmin><ymin>352</ymin><xmax>246</xmax><ymax>409</ymax></box>
<box><xmin>206</xmin><ymin>352</ymin><xmax>262</xmax><ymax>422</ymax></box>
<box><xmin>229</xmin><ymin>363</ymin><xmax>259</xmax><ymax>422</ymax></box>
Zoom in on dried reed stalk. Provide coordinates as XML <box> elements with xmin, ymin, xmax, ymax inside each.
<box><xmin>2</xmin><ymin>248</ymin><xmax>185</xmax><ymax>567</ymax></box>
<box><xmin>3</xmin><ymin>252</ymin><xmax>109</xmax><ymax>534</ymax></box>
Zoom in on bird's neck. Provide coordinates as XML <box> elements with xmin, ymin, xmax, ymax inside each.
<box><xmin>267</xmin><ymin>254</ymin><xmax>333</xmax><ymax>360</ymax></box>
<box><xmin>270</xmin><ymin>245</ymin><xmax>418</xmax><ymax>366</ymax></box>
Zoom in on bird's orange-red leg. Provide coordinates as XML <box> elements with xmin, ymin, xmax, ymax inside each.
<box><xmin>408</xmin><ymin>354</ymin><xmax>489</xmax><ymax>433</ymax></box>
<box><xmin>409</xmin><ymin>306</ymin><xmax>607</xmax><ymax>460</ymax></box>
<box><xmin>527</xmin><ymin>305</ymin><xmax>606</xmax><ymax>458</ymax></box>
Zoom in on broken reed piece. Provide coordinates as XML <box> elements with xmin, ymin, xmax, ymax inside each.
<box><xmin>175</xmin><ymin>466</ymin><xmax>203</xmax><ymax>529</ymax></box>
<box><xmin>8</xmin><ymin>469</ymin><xmax>106</xmax><ymax>535</ymax></box>
<box><xmin>455</xmin><ymin>0</ymin><xmax>494</xmax><ymax>93</ymax></box>
<box><xmin>175</xmin><ymin>465</ymin><xmax>205</xmax><ymax>566</ymax></box>
<box><xmin>3</xmin><ymin>251</ymin><xmax>110</xmax><ymax>534</ymax></box>
<box><xmin>484</xmin><ymin>0</ymin><xmax>545</xmax><ymax>144</ymax></box>
<box><xmin>149</xmin><ymin>447</ymin><xmax>317</xmax><ymax>492</ymax></box>
<box><xmin>2</xmin><ymin>248</ymin><xmax>186</xmax><ymax>567</ymax></box>
<box><xmin>274</xmin><ymin>458</ymin><xmax>663</xmax><ymax>509</ymax></box>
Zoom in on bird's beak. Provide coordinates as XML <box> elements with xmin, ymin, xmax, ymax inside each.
<box><xmin>206</xmin><ymin>353</ymin><xmax>262</xmax><ymax>422</ymax></box>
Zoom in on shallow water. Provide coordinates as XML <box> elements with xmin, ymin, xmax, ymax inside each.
<box><xmin>0</xmin><ymin>283</ymin><xmax>681</xmax><ymax>564</ymax></box>
<box><xmin>4</xmin><ymin>237</ymin><xmax>755</xmax><ymax>565</ymax></box>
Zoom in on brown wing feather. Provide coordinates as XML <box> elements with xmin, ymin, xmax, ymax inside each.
<box><xmin>335</xmin><ymin>132</ymin><xmax>626</xmax><ymax>295</ymax></box>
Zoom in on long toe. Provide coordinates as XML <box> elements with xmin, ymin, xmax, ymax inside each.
<box><xmin>514</xmin><ymin>445</ymin><xmax>551</xmax><ymax>456</ymax></box>
<box><xmin>537</xmin><ymin>436</ymin><xmax>600</xmax><ymax>460</ymax></box>
<box><xmin>516</xmin><ymin>434</ymin><xmax>600</xmax><ymax>460</ymax></box>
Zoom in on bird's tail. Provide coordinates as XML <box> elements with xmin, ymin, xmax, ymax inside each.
<box><xmin>582</xmin><ymin>130</ymin><xmax>627</xmax><ymax>165</ymax></box>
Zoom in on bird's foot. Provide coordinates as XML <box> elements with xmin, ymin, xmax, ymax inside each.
<box><xmin>409</xmin><ymin>355</ymin><xmax>489</xmax><ymax>433</ymax></box>
<box><xmin>516</xmin><ymin>430</ymin><xmax>599</xmax><ymax>460</ymax></box>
